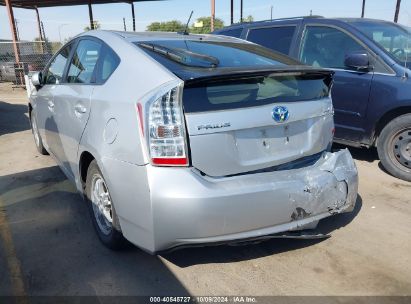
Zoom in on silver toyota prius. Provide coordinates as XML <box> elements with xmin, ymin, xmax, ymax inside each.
<box><xmin>28</xmin><ymin>30</ymin><xmax>358</xmax><ymax>253</ymax></box>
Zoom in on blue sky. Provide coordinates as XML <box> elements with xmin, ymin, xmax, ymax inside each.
<box><xmin>1</xmin><ymin>0</ymin><xmax>411</xmax><ymax>41</ymax></box>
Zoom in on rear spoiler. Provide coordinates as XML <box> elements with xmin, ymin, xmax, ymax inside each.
<box><xmin>182</xmin><ymin>66</ymin><xmax>334</xmax><ymax>87</ymax></box>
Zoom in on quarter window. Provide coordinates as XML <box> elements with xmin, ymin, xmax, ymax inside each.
<box><xmin>67</xmin><ymin>39</ymin><xmax>102</xmax><ymax>84</ymax></box>
<box><xmin>96</xmin><ymin>46</ymin><xmax>120</xmax><ymax>83</ymax></box>
<box><xmin>44</xmin><ymin>44</ymin><xmax>72</xmax><ymax>85</ymax></box>
<box><xmin>247</xmin><ymin>26</ymin><xmax>296</xmax><ymax>54</ymax></box>
<box><xmin>300</xmin><ymin>26</ymin><xmax>367</xmax><ymax>69</ymax></box>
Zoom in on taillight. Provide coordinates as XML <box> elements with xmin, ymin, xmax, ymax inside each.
<box><xmin>147</xmin><ymin>85</ymin><xmax>188</xmax><ymax>166</ymax></box>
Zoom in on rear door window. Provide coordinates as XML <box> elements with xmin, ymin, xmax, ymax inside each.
<box><xmin>217</xmin><ymin>28</ymin><xmax>243</xmax><ymax>38</ymax></box>
<box><xmin>67</xmin><ymin>39</ymin><xmax>102</xmax><ymax>84</ymax></box>
<box><xmin>247</xmin><ymin>26</ymin><xmax>296</xmax><ymax>55</ymax></box>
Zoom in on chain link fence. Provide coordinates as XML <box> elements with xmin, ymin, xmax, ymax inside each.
<box><xmin>0</xmin><ymin>40</ymin><xmax>62</xmax><ymax>86</ymax></box>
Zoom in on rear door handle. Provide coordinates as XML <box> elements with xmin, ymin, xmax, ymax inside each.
<box><xmin>74</xmin><ymin>104</ymin><xmax>87</xmax><ymax>114</ymax></box>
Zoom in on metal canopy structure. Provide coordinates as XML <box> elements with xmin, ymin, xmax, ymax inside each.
<box><xmin>1</xmin><ymin>0</ymin><xmax>238</xmax><ymax>67</ymax></box>
<box><xmin>0</xmin><ymin>0</ymin><xmax>165</xmax><ymax>65</ymax></box>
<box><xmin>0</xmin><ymin>0</ymin><xmax>160</xmax><ymax>8</ymax></box>
<box><xmin>0</xmin><ymin>0</ymin><xmax>236</xmax><ymax>86</ymax></box>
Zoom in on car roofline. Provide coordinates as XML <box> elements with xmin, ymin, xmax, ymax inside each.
<box><xmin>213</xmin><ymin>15</ymin><xmax>324</xmax><ymax>31</ymax></box>
<box><xmin>214</xmin><ymin>16</ymin><xmax>402</xmax><ymax>32</ymax></box>
<box><xmin>81</xmin><ymin>30</ymin><xmax>248</xmax><ymax>44</ymax></box>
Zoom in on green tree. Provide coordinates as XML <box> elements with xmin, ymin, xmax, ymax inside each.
<box><xmin>33</xmin><ymin>37</ymin><xmax>58</xmax><ymax>54</ymax></box>
<box><xmin>84</xmin><ymin>21</ymin><xmax>101</xmax><ymax>31</ymax></box>
<box><xmin>50</xmin><ymin>41</ymin><xmax>63</xmax><ymax>53</ymax></box>
<box><xmin>63</xmin><ymin>37</ymin><xmax>73</xmax><ymax>44</ymax></box>
<box><xmin>33</xmin><ymin>37</ymin><xmax>45</xmax><ymax>53</ymax></box>
<box><xmin>243</xmin><ymin>15</ymin><xmax>254</xmax><ymax>22</ymax></box>
<box><xmin>146</xmin><ymin>20</ymin><xmax>185</xmax><ymax>32</ymax></box>
<box><xmin>190</xmin><ymin>17</ymin><xmax>224</xmax><ymax>34</ymax></box>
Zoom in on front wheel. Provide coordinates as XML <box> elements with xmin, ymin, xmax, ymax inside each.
<box><xmin>377</xmin><ymin>114</ymin><xmax>411</xmax><ymax>182</ymax></box>
<box><xmin>86</xmin><ymin>160</ymin><xmax>128</xmax><ymax>250</ymax></box>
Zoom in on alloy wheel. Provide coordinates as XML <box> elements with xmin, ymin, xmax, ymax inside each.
<box><xmin>91</xmin><ymin>174</ymin><xmax>113</xmax><ymax>235</ymax></box>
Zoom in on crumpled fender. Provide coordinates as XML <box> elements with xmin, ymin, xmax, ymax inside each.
<box><xmin>319</xmin><ymin>148</ymin><xmax>359</xmax><ymax>213</ymax></box>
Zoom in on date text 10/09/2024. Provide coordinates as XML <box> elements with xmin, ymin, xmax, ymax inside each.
<box><xmin>150</xmin><ymin>296</ymin><xmax>258</xmax><ymax>303</ymax></box>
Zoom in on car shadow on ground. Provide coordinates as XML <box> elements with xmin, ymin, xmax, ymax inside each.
<box><xmin>162</xmin><ymin>196</ymin><xmax>362</xmax><ymax>268</ymax></box>
<box><xmin>332</xmin><ymin>143</ymin><xmax>379</xmax><ymax>163</ymax></box>
<box><xmin>332</xmin><ymin>144</ymin><xmax>401</xmax><ymax>180</ymax></box>
<box><xmin>0</xmin><ymin>162</ymin><xmax>363</xmax><ymax>289</ymax></box>
<box><xmin>0</xmin><ymin>166</ymin><xmax>189</xmax><ymax>296</ymax></box>
<box><xmin>0</xmin><ymin>100</ymin><xmax>30</xmax><ymax>136</ymax></box>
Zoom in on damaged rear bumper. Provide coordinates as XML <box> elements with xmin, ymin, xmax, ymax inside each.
<box><xmin>143</xmin><ymin>149</ymin><xmax>358</xmax><ymax>252</ymax></box>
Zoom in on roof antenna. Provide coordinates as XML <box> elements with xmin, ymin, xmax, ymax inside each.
<box><xmin>179</xmin><ymin>10</ymin><xmax>193</xmax><ymax>35</ymax></box>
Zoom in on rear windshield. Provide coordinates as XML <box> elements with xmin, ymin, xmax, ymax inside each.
<box><xmin>135</xmin><ymin>39</ymin><xmax>299</xmax><ymax>69</ymax></box>
<box><xmin>183</xmin><ymin>73</ymin><xmax>331</xmax><ymax>113</ymax></box>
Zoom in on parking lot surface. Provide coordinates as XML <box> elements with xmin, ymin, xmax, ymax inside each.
<box><xmin>1</xmin><ymin>83</ymin><xmax>411</xmax><ymax>296</ymax></box>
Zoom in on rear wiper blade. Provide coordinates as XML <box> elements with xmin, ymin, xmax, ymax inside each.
<box><xmin>138</xmin><ymin>42</ymin><xmax>219</xmax><ymax>68</ymax></box>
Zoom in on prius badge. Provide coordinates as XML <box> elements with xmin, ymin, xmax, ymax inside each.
<box><xmin>272</xmin><ymin>106</ymin><xmax>289</xmax><ymax>123</ymax></box>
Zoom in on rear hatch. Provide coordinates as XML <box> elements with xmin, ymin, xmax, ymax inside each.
<box><xmin>183</xmin><ymin>68</ymin><xmax>334</xmax><ymax>177</ymax></box>
<box><xmin>135</xmin><ymin>38</ymin><xmax>334</xmax><ymax>176</ymax></box>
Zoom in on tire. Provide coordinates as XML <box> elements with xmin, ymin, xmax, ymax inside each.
<box><xmin>85</xmin><ymin>160</ymin><xmax>128</xmax><ymax>250</ymax></box>
<box><xmin>30</xmin><ymin>110</ymin><xmax>48</xmax><ymax>155</ymax></box>
<box><xmin>377</xmin><ymin>114</ymin><xmax>411</xmax><ymax>182</ymax></box>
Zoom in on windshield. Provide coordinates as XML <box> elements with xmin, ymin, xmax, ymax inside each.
<box><xmin>350</xmin><ymin>21</ymin><xmax>411</xmax><ymax>64</ymax></box>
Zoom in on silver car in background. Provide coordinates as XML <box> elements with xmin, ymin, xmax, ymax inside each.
<box><xmin>29</xmin><ymin>31</ymin><xmax>358</xmax><ymax>253</ymax></box>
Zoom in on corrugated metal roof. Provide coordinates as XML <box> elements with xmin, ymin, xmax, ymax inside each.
<box><xmin>0</xmin><ymin>0</ymin><xmax>163</xmax><ymax>9</ymax></box>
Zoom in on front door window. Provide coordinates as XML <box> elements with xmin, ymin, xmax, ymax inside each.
<box><xmin>44</xmin><ymin>44</ymin><xmax>73</xmax><ymax>84</ymax></box>
<box><xmin>300</xmin><ymin>26</ymin><xmax>367</xmax><ymax>69</ymax></box>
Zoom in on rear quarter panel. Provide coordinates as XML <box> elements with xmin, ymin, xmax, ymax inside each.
<box><xmin>75</xmin><ymin>32</ymin><xmax>179</xmax><ymax>251</ymax></box>
<box><xmin>77</xmin><ymin>31</ymin><xmax>178</xmax><ymax>174</ymax></box>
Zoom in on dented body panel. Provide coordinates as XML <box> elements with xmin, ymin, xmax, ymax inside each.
<box><xmin>112</xmin><ymin>149</ymin><xmax>357</xmax><ymax>253</ymax></box>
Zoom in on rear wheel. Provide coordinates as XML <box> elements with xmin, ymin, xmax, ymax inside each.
<box><xmin>86</xmin><ymin>160</ymin><xmax>128</xmax><ymax>250</ymax></box>
<box><xmin>377</xmin><ymin>114</ymin><xmax>411</xmax><ymax>182</ymax></box>
<box><xmin>30</xmin><ymin>110</ymin><xmax>48</xmax><ymax>155</ymax></box>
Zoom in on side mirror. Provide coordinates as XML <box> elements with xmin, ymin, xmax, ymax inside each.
<box><xmin>31</xmin><ymin>71</ymin><xmax>43</xmax><ymax>87</ymax></box>
<box><xmin>344</xmin><ymin>52</ymin><xmax>371</xmax><ymax>71</ymax></box>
